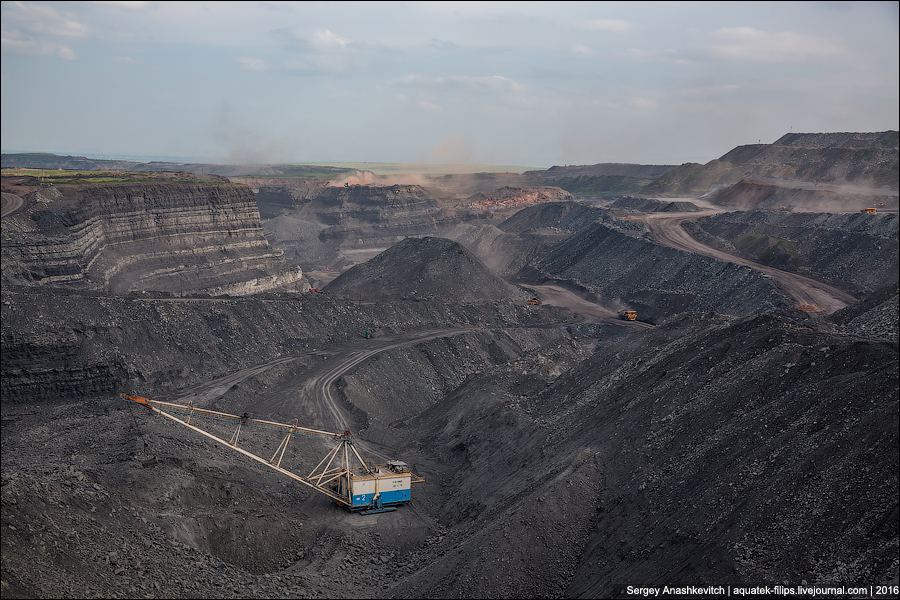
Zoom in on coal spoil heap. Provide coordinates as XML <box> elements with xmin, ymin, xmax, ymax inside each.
<box><xmin>497</xmin><ymin>201</ymin><xmax>605</xmax><ymax>234</ymax></box>
<box><xmin>2</xmin><ymin>132</ymin><xmax>898</xmax><ymax>599</ymax></box>
<box><xmin>523</xmin><ymin>216</ymin><xmax>793</xmax><ymax>320</ymax></box>
<box><xmin>643</xmin><ymin>130</ymin><xmax>899</xmax><ymax>196</ymax></box>
<box><xmin>324</xmin><ymin>236</ymin><xmax>530</xmax><ymax>303</ymax></box>
<box><xmin>386</xmin><ymin>308</ymin><xmax>898</xmax><ymax>599</ymax></box>
<box><xmin>609</xmin><ymin>196</ymin><xmax>703</xmax><ymax>213</ymax></box>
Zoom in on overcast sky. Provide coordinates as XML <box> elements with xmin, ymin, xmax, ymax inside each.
<box><xmin>1</xmin><ymin>1</ymin><xmax>898</xmax><ymax>168</ymax></box>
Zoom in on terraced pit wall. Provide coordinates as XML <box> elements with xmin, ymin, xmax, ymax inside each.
<box><xmin>1</xmin><ymin>182</ymin><xmax>301</xmax><ymax>295</ymax></box>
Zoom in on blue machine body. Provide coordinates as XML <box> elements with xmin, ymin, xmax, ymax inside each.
<box><xmin>331</xmin><ymin>461</ymin><xmax>413</xmax><ymax>512</ymax></box>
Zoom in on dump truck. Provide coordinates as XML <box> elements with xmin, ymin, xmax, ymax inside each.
<box><xmin>620</xmin><ymin>310</ymin><xmax>637</xmax><ymax>321</ymax></box>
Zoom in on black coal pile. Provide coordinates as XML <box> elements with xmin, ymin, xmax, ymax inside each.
<box><xmin>609</xmin><ymin>196</ymin><xmax>703</xmax><ymax>213</ymax></box>
<box><xmin>0</xmin><ymin>285</ymin><xmax>567</xmax><ymax>403</ymax></box>
<box><xmin>323</xmin><ymin>236</ymin><xmax>530</xmax><ymax>303</ymax></box>
<box><xmin>389</xmin><ymin>303</ymin><xmax>899</xmax><ymax>599</ymax></box>
<box><xmin>3</xmin><ymin>146</ymin><xmax>898</xmax><ymax>599</ymax></box>
<box><xmin>828</xmin><ymin>283</ymin><xmax>900</xmax><ymax>341</ymax></box>
<box><xmin>496</xmin><ymin>201</ymin><xmax>604</xmax><ymax>235</ymax></box>
<box><xmin>684</xmin><ymin>210</ymin><xmax>899</xmax><ymax>297</ymax></box>
<box><xmin>521</xmin><ymin>215</ymin><xmax>792</xmax><ymax>320</ymax></box>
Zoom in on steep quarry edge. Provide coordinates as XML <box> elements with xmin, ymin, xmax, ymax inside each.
<box><xmin>683</xmin><ymin>210</ymin><xmax>899</xmax><ymax>297</ymax></box>
<box><xmin>1</xmin><ymin>182</ymin><xmax>302</xmax><ymax>295</ymax></box>
<box><xmin>519</xmin><ymin>215</ymin><xmax>793</xmax><ymax>321</ymax></box>
<box><xmin>0</xmin><ymin>288</ymin><xmax>573</xmax><ymax>403</ymax></box>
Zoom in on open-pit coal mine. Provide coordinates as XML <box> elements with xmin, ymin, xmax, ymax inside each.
<box><xmin>1</xmin><ymin>132</ymin><xmax>898</xmax><ymax>599</ymax></box>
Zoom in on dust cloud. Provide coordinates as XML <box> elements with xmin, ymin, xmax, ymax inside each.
<box><xmin>431</xmin><ymin>134</ymin><xmax>474</xmax><ymax>164</ymax></box>
<box><xmin>328</xmin><ymin>170</ymin><xmax>431</xmax><ymax>187</ymax></box>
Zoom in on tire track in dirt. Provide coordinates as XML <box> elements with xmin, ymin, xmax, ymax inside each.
<box><xmin>1</xmin><ymin>192</ymin><xmax>24</xmax><ymax>218</ymax></box>
<box><xmin>168</xmin><ymin>328</ymin><xmax>477</xmax><ymax>463</ymax></box>
<box><xmin>305</xmin><ymin>329</ymin><xmax>476</xmax><ymax>462</ymax></box>
<box><xmin>167</xmin><ymin>355</ymin><xmax>306</xmax><ymax>406</ymax></box>
<box><xmin>520</xmin><ymin>284</ymin><xmax>654</xmax><ymax>328</ymax></box>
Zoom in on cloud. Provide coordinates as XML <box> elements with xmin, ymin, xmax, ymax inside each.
<box><xmin>417</xmin><ymin>101</ymin><xmax>443</xmax><ymax>112</ymax></box>
<box><xmin>87</xmin><ymin>1</ymin><xmax>153</xmax><ymax>9</ymax></box>
<box><xmin>585</xmin><ymin>19</ymin><xmax>632</xmax><ymax>32</ymax></box>
<box><xmin>709</xmin><ymin>27</ymin><xmax>848</xmax><ymax>63</ymax></box>
<box><xmin>236</xmin><ymin>57</ymin><xmax>270</xmax><ymax>71</ymax></box>
<box><xmin>264</xmin><ymin>26</ymin><xmax>357</xmax><ymax>74</ymax></box>
<box><xmin>1</xmin><ymin>1</ymin><xmax>87</xmax><ymax>59</ymax></box>
<box><xmin>572</xmin><ymin>44</ymin><xmax>593</xmax><ymax>56</ymax></box>
<box><xmin>1</xmin><ymin>2</ymin><xmax>89</xmax><ymax>39</ymax></box>
<box><xmin>311</xmin><ymin>29</ymin><xmax>350</xmax><ymax>50</ymax></box>
<box><xmin>394</xmin><ymin>74</ymin><xmax>524</xmax><ymax>92</ymax></box>
<box><xmin>1</xmin><ymin>36</ymin><xmax>77</xmax><ymax>60</ymax></box>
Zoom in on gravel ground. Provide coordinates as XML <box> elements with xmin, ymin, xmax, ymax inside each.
<box><xmin>3</xmin><ymin>167</ymin><xmax>898</xmax><ymax>598</ymax></box>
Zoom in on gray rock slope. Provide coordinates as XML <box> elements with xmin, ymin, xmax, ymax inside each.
<box><xmin>643</xmin><ymin>131</ymin><xmax>899</xmax><ymax>196</ymax></box>
<box><xmin>441</xmin><ymin>203</ymin><xmax>605</xmax><ymax>278</ymax></box>
<box><xmin>1</xmin><ymin>182</ymin><xmax>300</xmax><ymax>295</ymax></box>
<box><xmin>684</xmin><ymin>210</ymin><xmax>899</xmax><ymax>296</ymax></box>
<box><xmin>1</xmin><ymin>274</ymin><xmax>896</xmax><ymax>599</ymax></box>
<box><xmin>390</xmin><ymin>309</ymin><xmax>898</xmax><ymax>598</ymax></box>
<box><xmin>324</xmin><ymin>236</ymin><xmax>530</xmax><ymax>303</ymax></box>
<box><xmin>520</xmin><ymin>213</ymin><xmax>793</xmax><ymax>320</ymax></box>
<box><xmin>0</xmin><ymin>287</ymin><xmax>567</xmax><ymax>403</ymax></box>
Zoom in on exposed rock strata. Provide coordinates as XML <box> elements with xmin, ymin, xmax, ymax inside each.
<box><xmin>256</xmin><ymin>183</ymin><xmax>450</xmax><ymax>269</ymax></box>
<box><xmin>466</xmin><ymin>185</ymin><xmax>574</xmax><ymax>211</ymax></box>
<box><xmin>256</xmin><ymin>183</ymin><xmax>580</xmax><ymax>271</ymax></box>
<box><xmin>1</xmin><ymin>182</ymin><xmax>301</xmax><ymax>295</ymax></box>
<box><xmin>0</xmin><ymin>287</ymin><xmax>569</xmax><ymax>403</ymax></box>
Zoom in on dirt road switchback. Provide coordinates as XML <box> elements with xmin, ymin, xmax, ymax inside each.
<box><xmin>641</xmin><ymin>210</ymin><xmax>857</xmax><ymax>314</ymax></box>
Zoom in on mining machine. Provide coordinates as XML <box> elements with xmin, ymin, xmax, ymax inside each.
<box><xmin>619</xmin><ymin>310</ymin><xmax>637</xmax><ymax>321</ymax></box>
<box><xmin>122</xmin><ymin>394</ymin><xmax>423</xmax><ymax>514</ymax></box>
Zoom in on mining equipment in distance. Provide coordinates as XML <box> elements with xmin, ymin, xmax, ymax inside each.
<box><xmin>121</xmin><ymin>394</ymin><xmax>423</xmax><ymax>514</ymax></box>
<box><xmin>619</xmin><ymin>310</ymin><xmax>637</xmax><ymax>321</ymax></box>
